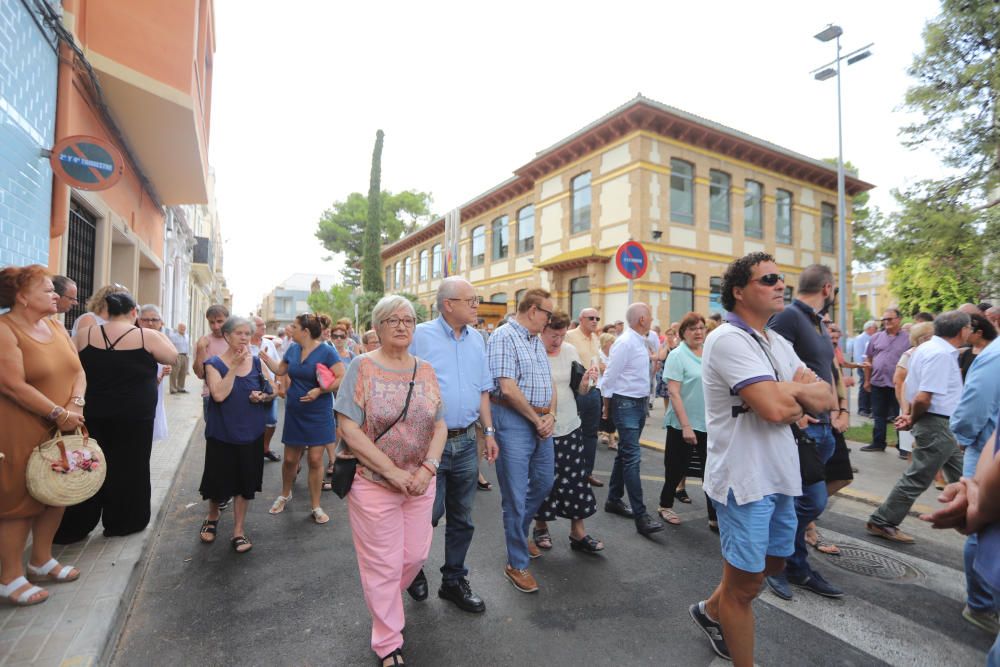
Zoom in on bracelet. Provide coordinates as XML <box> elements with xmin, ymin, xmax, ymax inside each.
<box><xmin>421</xmin><ymin>462</ymin><xmax>437</xmax><ymax>476</ymax></box>
<box><xmin>56</xmin><ymin>411</ymin><xmax>71</xmax><ymax>424</ymax></box>
<box><xmin>46</xmin><ymin>405</ymin><xmax>64</xmax><ymax>422</ymax></box>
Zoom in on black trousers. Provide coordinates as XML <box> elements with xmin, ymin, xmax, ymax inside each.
<box><xmin>659</xmin><ymin>426</ymin><xmax>717</xmax><ymax>521</ymax></box>
<box><xmin>54</xmin><ymin>417</ymin><xmax>154</xmax><ymax>544</ymax></box>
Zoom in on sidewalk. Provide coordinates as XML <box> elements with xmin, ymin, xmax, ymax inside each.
<box><xmin>0</xmin><ymin>389</ymin><xmax>204</xmax><ymax>667</ymax></box>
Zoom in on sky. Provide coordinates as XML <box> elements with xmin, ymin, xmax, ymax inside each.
<box><xmin>209</xmin><ymin>0</ymin><xmax>946</xmax><ymax>315</ymax></box>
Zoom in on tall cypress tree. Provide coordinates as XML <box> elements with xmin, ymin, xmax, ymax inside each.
<box><xmin>361</xmin><ymin>129</ymin><xmax>385</xmax><ymax>294</ymax></box>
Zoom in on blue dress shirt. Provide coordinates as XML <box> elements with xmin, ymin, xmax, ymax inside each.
<box><xmin>950</xmin><ymin>340</ymin><xmax>1000</xmax><ymax>450</ymax></box>
<box><xmin>410</xmin><ymin>316</ymin><xmax>492</xmax><ymax>430</ymax></box>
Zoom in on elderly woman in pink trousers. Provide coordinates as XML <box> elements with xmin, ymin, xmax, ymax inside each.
<box><xmin>335</xmin><ymin>295</ymin><xmax>446</xmax><ymax>667</ymax></box>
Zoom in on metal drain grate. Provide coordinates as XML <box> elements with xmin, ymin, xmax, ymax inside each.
<box><xmin>823</xmin><ymin>546</ymin><xmax>923</xmax><ymax>582</ymax></box>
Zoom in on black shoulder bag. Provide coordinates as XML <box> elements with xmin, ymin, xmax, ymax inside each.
<box><xmin>330</xmin><ymin>360</ymin><xmax>419</xmax><ymax>498</ymax></box>
<box><xmin>750</xmin><ymin>334</ymin><xmax>826</xmax><ymax>486</ymax></box>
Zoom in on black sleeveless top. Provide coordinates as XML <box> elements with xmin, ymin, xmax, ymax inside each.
<box><xmin>80</xmin><ymin>325</ymin><xmax>159</xmax><ymax>420</ymax></box>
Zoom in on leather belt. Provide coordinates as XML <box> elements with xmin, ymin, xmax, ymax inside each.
<box><xmin>490</xmin><ymin>395</ymin><xmax>550</xmax><ymax>415</ymax></box>
<box><xmin>924</xmin><ymin>412</ymin><xmax>950</xmax><ymax>420</ymax></box>
<box><xmin>446</xmin><ymin>424</ymin><xmax>474</xmax><ymax>438</ymax></box>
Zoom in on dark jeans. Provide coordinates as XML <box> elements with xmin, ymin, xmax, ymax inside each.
<box><xmin>54</xmin><ymin>417</ymin><xmax>155</xmax><ymax>544</ymax></box>
<box><xmin>857</xmin><ymin>369</ymin><xmax>871</xmax><ymax>414</ymax></box>
<box><xmin>659</xmin><ymin>426</ymin><xmax>716</xmax><ymax>521</ymax></box>
<box><xmin>575</xmin><ymin>388</ymin><xmax>601</xmax><ymax>477</ymax></box>
<box><xmin>431</xmin><ymin>428</ymin><xmax>479</xmax><ymax>583</ymax></box>
<box><xmin>870</xmin><ymin>385</ymin><xmax>899</xmax><ymax>449</ymax></box>
<box><xmin>787</xmin><ymin>423</ymin><xmax>837</xmax><ymax>577</ymax></box>
<box><xmin>608</xmin><ymin>394</ymin><xmax>648</xmax><ymax>517</ymax></box>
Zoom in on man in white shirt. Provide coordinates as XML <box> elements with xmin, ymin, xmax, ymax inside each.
<box><xmin>689</xmin><ymin>252</ymin><xmax>835</xmax><ymax>666</ymax></box>
<box><xmin>866</xmin><ymin>310</ymin><xmax>970</xmax><ymax>543</ymax></box>
<box><xmin>167</xmin><ymin>323</ymin><xmax>191</xmax><ymax>393</ymax></box>
<box><xmin>601</xmin><ymin>302</ymin><xmax>663</xmax><ymax>536</ymax></box>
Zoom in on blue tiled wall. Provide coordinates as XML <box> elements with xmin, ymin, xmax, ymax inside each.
<box><xmin>0</xmin><ymin>0</ymin><xmax>58</xmax><ymax>267</ymax></box>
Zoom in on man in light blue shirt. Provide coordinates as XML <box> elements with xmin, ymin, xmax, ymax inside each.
<box><xmin>852</xmin><ymin>320</ymin><xmax>877</xmax><ymax>416</ymax></box>
<box><xmin>408</xmin><ymin>277</ymin><xmax>496</xmax><ymax>613</ymax></box>
<box><xmin>950</xmin><ymin>339</ymin><xmax>1000</xmax><ymax>635</ymax></box>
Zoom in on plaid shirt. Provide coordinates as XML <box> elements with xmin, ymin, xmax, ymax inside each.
<box><xmin>487</xmin><ymin>318</ymin><xmax>552</xmax><ymax>408</ymax></box>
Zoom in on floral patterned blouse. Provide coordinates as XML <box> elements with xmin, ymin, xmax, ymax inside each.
<box><xmin>334</xmin><ymin>354</ymin><xmax>443</xmax><ymax>487</ymax></box>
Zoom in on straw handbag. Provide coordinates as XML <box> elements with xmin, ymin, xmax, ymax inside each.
<box><xmin>26</xmin><ymin>426</ymin><xmax>106</xmax><ymax>506</ymax></box>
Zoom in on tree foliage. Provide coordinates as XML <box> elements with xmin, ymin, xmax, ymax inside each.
<box><xmin>889</xmin><ymin>254</ymin><xmax>979</xmax><ymax>315</ymax></box>
<box><xmin>353</xmin><ymin>291</ymin><xmax>429</xmax><ymax>331</ymax></box>
<box><xmin>362</xmin><ymin>130</ymin><xmax>386</xmax><ymax>294</ymax></box>
<box><xmin>306</xmin><ymin>284</ymin><xmax>355</xmax><ymax>323</ymax></box>
<box><xmin>852</xmin><ymin>303</ymin><xmax>872</xmax><ymax>334</ymax></box>
<box><xmin>315</xmin><ymin>189</ymin><xmax>433</xmax><ymax>287</ymax></box>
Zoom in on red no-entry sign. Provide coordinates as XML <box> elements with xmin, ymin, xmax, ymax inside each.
<box><xmin>615</xmin><ymin>241</ymin><xmax>648</xmax><ymax>280</ymax></box>
<box><xmin>50</xmin><ymin>135</ymin><xmax>124</xmax><ymax>191</ymax></box>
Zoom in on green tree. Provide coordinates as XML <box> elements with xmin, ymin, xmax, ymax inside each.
<box><xmin>852</xmin><ymin>303</ymin><xmax>872</xmax><ymax>333</ymax></box>
<box><xmin>306</xmin><ymin>284</ymin><xmax>355</xmax><ymax>322</ymax></box>
<box><xmin>315</xmin><ymin>189</ymin><xmax>433</xmax><ymax>287</ymax></box>
<box><xmin>362</xmin><ymin>130</ymin><xmax>385</xmax><ymax>293</ymax></box>
<box><xmin>353</xmin><ymin>291</ymin><xmax>429</xmax><ymax>331</ymax></box>
<box><xmin>889</xmin><ymin>254</ymin><xmax>979</xmax><ymax>314</ymax></box>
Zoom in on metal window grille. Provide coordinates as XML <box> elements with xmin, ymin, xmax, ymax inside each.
<box><xmin>64</xmin><ymin>200</ymin><xmax>97</xmax><ymax>331</ymax></box>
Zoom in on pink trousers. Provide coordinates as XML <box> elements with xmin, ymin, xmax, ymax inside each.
<box><xmin>347</xmin><ymin>475</ymin><xmax>436</xmax><ymax>657</ymax></box>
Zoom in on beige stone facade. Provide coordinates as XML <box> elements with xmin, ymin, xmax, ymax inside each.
<box><xmin>382</xmin><ymin>96</ymin><xmax>874</xmax><ymax>327</ymax></box>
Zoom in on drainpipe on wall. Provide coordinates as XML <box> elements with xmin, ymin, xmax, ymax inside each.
<box><xmin>48</xmin><ymin>38</ymin><xmax>73</xmax><ymax>248</ymax></box>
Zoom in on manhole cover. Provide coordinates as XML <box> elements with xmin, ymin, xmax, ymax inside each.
<box><xmin>822</xmin><ymin>546</ymin><xmax>923</xmax><ymax>582</ymax></box>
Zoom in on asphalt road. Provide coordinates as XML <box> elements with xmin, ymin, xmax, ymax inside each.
<box><xmin>111</xmin><ymin>408</ymin><xmax>991</xmax><ymax>666</ymax></box>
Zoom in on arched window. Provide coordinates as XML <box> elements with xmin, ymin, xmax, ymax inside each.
<box><xmin>570</xmin><ymin>277</ymin><xmax>590</xmax><ymax>320</ymax></box>
<box><xmin>490</xmin><ymin>292</ymin><xmax>508</xmax><ymax>304</ymax></box>
<box><xmin>418</xmin><ymin>249</ymin><xmax>429</xmax><ymax>281</ymax></box>
<box><xmin>403</xmin><ymin>257</ymin><xmax>412</xmax><ymax>287</ymax></box>
<box><xmin>394</xmin><ymin>262</ymin><xmax>402</xmax><ymax>289</ymax></box>
<box><xmin>515</xmin><ymin>289</ymin><xmax>527</xmax><ymax>307</ymax></box>
<box><xmin>669</xmin><ymin>272</ymin><xmax>694</xmax><ymax>323</ymax></box>
<box><xmin>517</xmin><ymin>205</ymin><xmax>534</xmax><ymax>254</ymax></box>
<box><xmin>471</xmin><ymin>225</ymin><xmax>485</xmax><ymax>267</ymax></box>
<box><xmin>491</xmin><ymin>216</ymin><xmax>509</xmax><ymax>260</ymax></box>
<box><xmin>431</xmin><ymin>243</ymin><xmax>443</xmax><ymax>278</ymax></box>
<box><xmin>571</xmin><ymin>172</ymin><xmax>591</xmax><ymax>233</ymax></box>
<box><xmin>385</xmin><ymin>265</ymin><xmax>393</xmax><ymax>290</ymax></box>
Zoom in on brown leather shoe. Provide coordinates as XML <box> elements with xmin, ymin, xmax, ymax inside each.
<box><xmin>527</xmin><ymin>540</ymin><xmax>542</xmax><ymax>559</ymax></box>
<box><xmin>587</xmin><ymin>475</ymin><xmax>604</xmax><ymax>487</ymax></box>
<box><xmin>504</xmin><ymin>564</ymin><xmax>539</xmax><ymax>593</ymax></box>
<box><xmin>866</xmin><ymin>522</ymin><xmax>915</xmax><ymax>544</ymax></box>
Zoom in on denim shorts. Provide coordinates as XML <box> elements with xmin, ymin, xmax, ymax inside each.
<box><xmin>713</xmin><ymin>489</ymin><xmax>796</xmax><ymax>573</ymax></box>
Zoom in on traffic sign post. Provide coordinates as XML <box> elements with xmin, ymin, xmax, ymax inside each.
<box><xmin>615</xmin><ymin>241</ymin><xmax>648</xmax><ymax>305</ymax></box>
<box><xmin>49</xmin><ymin>135</ymin><xmax>124</xmax><ymax>191</ymax></box>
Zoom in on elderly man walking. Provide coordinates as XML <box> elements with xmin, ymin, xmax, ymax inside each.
<box><xmin>866</xmin><ymin>310</ymin><xmax>971</xmax><ymax>543</ymax></box>
<box><xmin>167</xmin><ymin>323</ymin><xmax>191</xmax><ymax>394</ymax></box>
<box><xmin>602</xmin><ymin>302</ymin><xmax>663</xmax><ymax>536</ymax></box>
<box><xmin>565</xmin><ymin>307</ymin><xmax>605</xmax><ymax>487</ymax></box>
<box><xmin>408</xmin><ymin>277</ymin><xmax>497</xmax><ymax>612</ymax></box>
<box><xmin>852</xmin><ymin>320</ymin><xmax>877</xmax><ymax>416</ymax></box>
<box><xmin>488</xmin><ymin>288</ymin><xmax>556</xmax><ymax>594</ymax></box>
<box><xmin>861</xmin><ymin>309</ymin><xmax>910</xmax><ymax>452</ymax></box>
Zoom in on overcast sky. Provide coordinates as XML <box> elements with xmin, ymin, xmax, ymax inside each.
<box><xmin>209</xmin><ymin>0</ymin><xmax>945</xmax><ymax>315</ymax></box>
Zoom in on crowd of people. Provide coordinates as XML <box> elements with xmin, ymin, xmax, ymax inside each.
<box><xmin>1</xmin><ymin>258</ymin><xmax>998</xmax><ymax>667</ymax></box>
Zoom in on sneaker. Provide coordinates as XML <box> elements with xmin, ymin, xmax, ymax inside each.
<box><xmin>865</xmin><ymin>522</ymin><xmax>915</xmax><ymax>544</ymax></box>
<box><xmin>962</xmin><ymin>605</ymin><xmax>1000</xmax><ymax>635</ymax></box>
<box><xmin>788</xmin><ymin>570</ymin><xmax>844</xmax><ymax>598</ymax></box>
<box><xmin>765</xmin><ymin>573</ymin><xmax>793</xmax><ymax>600</ymax></box>
<box><xmin>859</xmin><ymin>444</ymin><xmax>886</xmax><ymax>452</ymax></box>
<box><xmin>689</xmin><ymin>601</ymin><xmax>730</xmax><ymax>660</ymax></box>
<box><xmin>504</xmin><ymin>564</ymin><xmax>538</xmax><ymax>593</ymax></box>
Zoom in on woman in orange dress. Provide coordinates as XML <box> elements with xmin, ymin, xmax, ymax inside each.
<box><xmin>0</xmin><ymin>265</ymin><xmax>87</xmax><ymax>606</ymax></box>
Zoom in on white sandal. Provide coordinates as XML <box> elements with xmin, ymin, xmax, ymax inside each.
<box><xmin>269</xmin><ymin>494</ymin><xmax>291</xmax><ymax>515</ymax></box>
<box><xmin>27</xmin><ymin>558</ymin><xmax>80</xmax><ymax>583</ymax></box>
<box><xmin>311</xmin><ymin>507</ymin><xmax>330</xmax><ymax>525</ymax></box>
<box><xmin>1</xmin><ymin>576</ymin><xmax>48</xmax><ymax>606</ymax></box>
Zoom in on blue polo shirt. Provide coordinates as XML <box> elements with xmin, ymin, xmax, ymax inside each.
<box><xmin>410</xmin><ymin>316</ymin><xmax>492</xmax><ymax>430</ymax></box>
<box><xmin>769</xmin><ymin>299</ymin><xmax>835</xmax><ymax>421</ymax></box>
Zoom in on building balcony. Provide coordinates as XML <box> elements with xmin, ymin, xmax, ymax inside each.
<box><xmin>73</xmin><ymin>0</ymin><xmax>215</xmax><ymax>204</ymax></box>
<box><xmin>191</xmin><ymin>235</ymin><xmax>213</xmax><ymax>282</ymax></box>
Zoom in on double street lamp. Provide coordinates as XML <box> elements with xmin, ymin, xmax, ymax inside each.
<box><xmin>811</xmin><ymin>25</ymin><xmax>873</xmax><ymax>336</ymax></box>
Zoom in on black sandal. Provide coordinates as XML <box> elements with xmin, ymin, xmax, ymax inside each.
<box><xmin>199</xmin><ymin>519</ymin><xmax>218</xmax><ymax>544</ymax></box>
<box><xmin>231</xmin><ymin>535</ymin><xmax>252</xmax><ymax>553</ymax></box>
<box><xmin>532</xmin><ymin>527</ymin><xmax>553</xmax><ymax>550</ymax></box>
<box><xmin>570</xmin><ymin>534</ymin><xmax>605</xmax><ymax>553</ymax></box>
<box><xmin>676</xmin><ymin>489</ymin><xmax>692</xmax><ymax>504</ymax></box>
<box><xmin>477</xmin><ymin>479</ymin><xmax>493</xmax><ymax>491</ymax></box>
<box><xmin>377</xmin><ymin>648</ymin><xmax>404</xmax><ymax>666</ymax></box>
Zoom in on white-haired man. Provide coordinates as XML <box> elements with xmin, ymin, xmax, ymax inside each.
<box><xmin>565</xmin><ymin>307</ymin><xmax>604</xmax><ymax>487</ymax></box>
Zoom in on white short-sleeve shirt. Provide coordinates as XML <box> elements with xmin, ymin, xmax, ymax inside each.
<box><xmin>702</xmin><ymin>319</ymin><xmax>805</xmax><ymax>506</ymax></box>
<box><xmin>904</xmin><ymin>336</ymin><xmax>963</xmax><ymax>416</ymax></box>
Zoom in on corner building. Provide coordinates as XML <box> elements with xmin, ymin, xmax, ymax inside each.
<box><xmin>381</xmin><ymin>96</ymin><xmax>875</xmax><ymax>324</ymax></box>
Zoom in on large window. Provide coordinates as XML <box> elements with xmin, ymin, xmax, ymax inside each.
<box><xmin>403</xmin><ymin>256</ymin><xmax>412</xmax><ymax>287</ymax></box>
<box><xmin>490</xmin><ymin>292</ymin><xmax>508</xmax><ymax>304</ymax></box>
<box><xmin>385</xmin><ymin>266</ymin><xmax>392</xmax><ymax>290</ymax></box>
<box><xmin>744</xmin><ymin>180</ymin><xmax>763</xmax><ymax>239</ymax></box>
<box><xmin>670</xmin><ymin>159</ymin><xmax>694</xmax><ymax>225</ymax></box>
<box><xmin>394</xmin><ymin>262</ymin><xmax>402</xmax><ymax>289</ymax></box>
<box><xmin>709</xmin><ymin>276</ymin><xmax>723</xmax><ymax>314</ymax></box>
<box><xmin>821</xmin><ymin>203</ymin><xmax>836</xmax><ymax>253</ymax></box>
<box><xmin>571</xmin><ymin>172</ymin><xmax>591</xmax><ymax>234</ymax></box>
<box><xmin>471</xmin><ymin>225</ymin><xmax>485</xmax><ymax>267</ymax></box>
<box><xmin>491</xmin><ymin>215</ymin><xmax>509</xmax><ymax>261</ymax></box>
<box><xmin>517</xmin><ymin>205</ymin><xmax>534</xmax><ymax>254</ymax></box>
<box><xmin>776</xmin><ymin>189</ymin><xmax>793</xmax><ymax>245</ymax></box>
<box><xmin>709</xmin><ymin>170</ymin><xmax>731</xmax><ymax>232</ymax></box>
<box><xmin>431</xmin><ymin>243</ymin><xmax>443</xmax><ymax>278</ymax></box>
<box><xmin>418</xmin><ymin>249</ymin><xmax>429</xmax><ymax>281</ymax></box>
<box><xmin>670</xmin><ymin>272</ymin><xmax>695</xmax><ymax>323</ymax></box>
<box><xmin>784</xmin><ymin>286</ymin><xmax>794</xmax><ymax>304</ymax></box>
<box><xmin>570</xmin><ymin>277</ymin><xmax>590</xmax><ymax>321</ymax></box>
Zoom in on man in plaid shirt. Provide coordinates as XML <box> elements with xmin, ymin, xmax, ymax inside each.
<box><xmin>487</xmin><ymin>288</ymin><xmax>557</xmax><ymax>594</ymax></box>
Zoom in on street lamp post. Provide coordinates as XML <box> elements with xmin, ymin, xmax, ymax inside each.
<box><xmin>811</xmin><ymin>25</ymin><xmax>872</xmax><ymax>339</ymax></box>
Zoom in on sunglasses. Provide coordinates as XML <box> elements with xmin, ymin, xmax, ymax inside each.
<box><xmin>583</xmin><ymin>316</ymin><xmax>601</xmax><ymax>321</ymax></box>
<box><xmin>332</xmin><ymin>334</ymin><xmax>346</xmax><ymax>339</ymax></box>
<box><xmin>752</xmin><ymin>273</ymin><xmax>785</xmax><ymax>286</ymax></box>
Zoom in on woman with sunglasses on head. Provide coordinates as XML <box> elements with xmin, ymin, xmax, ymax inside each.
<box><xmin>259</xmin><ymin>313</ymin><xmax>344</xmax><ymax>523</ymax></box>
<box><xmin>69</xmin><ymin>283</ymin><xmax>129</xmax><ymax>337</ymax></box>
<box><xmin>335</xmin><ymin>295</ymin><xmax>446</xmax><ymax>667</ymax></box>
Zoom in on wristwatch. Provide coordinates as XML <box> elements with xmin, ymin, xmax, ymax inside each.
<box><xmin>71</xmin><ymin>396</ymin><xmax>86</xmax><ymax>407</ymax></box>
<box><xmin>483</xmin><ymin>427</ymin><xmax>496</xmax><ymax>437</ymax></box>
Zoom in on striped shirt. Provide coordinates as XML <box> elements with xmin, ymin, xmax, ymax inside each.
<box><xmin>487</xmin><ymin>318</ymin><xmax>552</xmax><ymax>408</ymax></box>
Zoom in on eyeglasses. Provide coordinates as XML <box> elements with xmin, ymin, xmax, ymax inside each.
<box><xmin>583</xmin><ymin>316</ymin><xmax>601</xmax><ymax>321</ymax></box>
<box><xmin>381</xmin><ymin>316</ymin><xmax>416</xmax><ymax>329</ymax></box>
<box><xmin>752</xmin><ymin>273</ymin><xmax>785</xmax><ymax>286</ymax></box>
<box><xmin>535</xmin><ymin>306</ymin><xmax>553</xmax><ymax>322</ymax></box>
<box><xmin>139</xmin><ymin>317</ymin><xmax>161</xmax><ymax>323</ymax></box>
<box><xmin>331</xmin><ymin>333</ymin><xmax>346</xmax><ymax>339</ymax></box>
<box><xmin>447</xmin><ymin>297</ymin><xmax>481</xmax><ymax>307</ymax></box>
<box><xmin>880</xmin><ymin>317</ymin><xmax>899</xmax><ymax>323</ymax></box>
